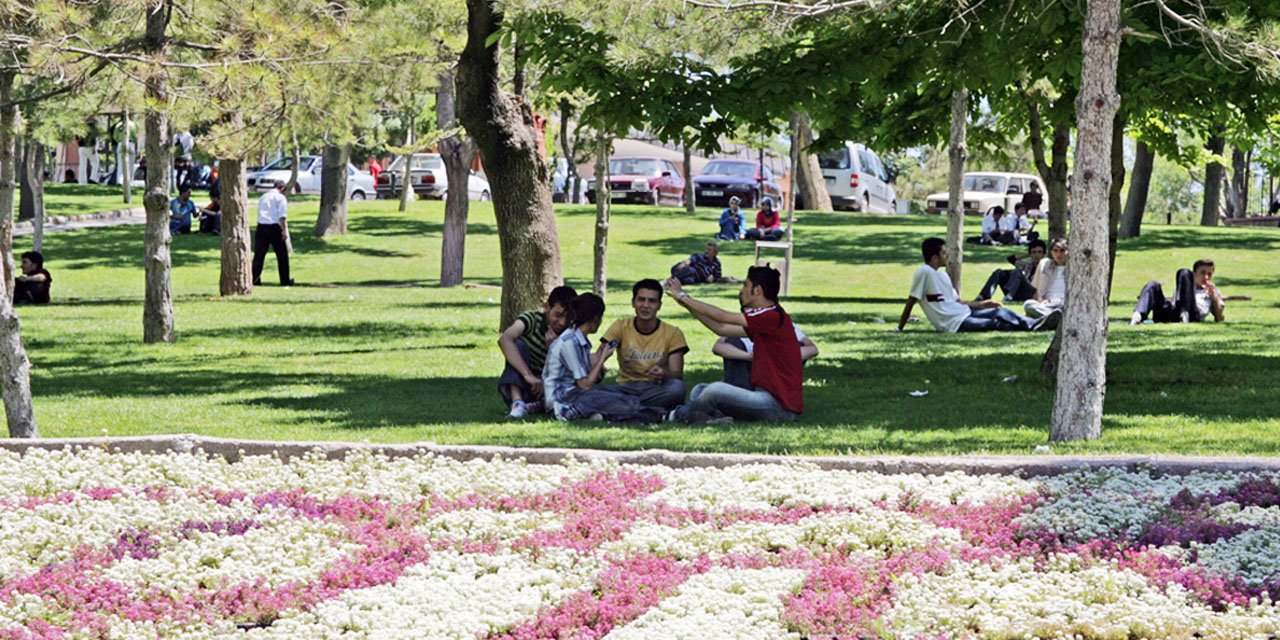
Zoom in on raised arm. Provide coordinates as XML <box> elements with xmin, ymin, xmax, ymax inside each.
<box><xmin>663</xmin><ymin>278</ymin><xmax>748</xmax><ymax>338</ymax></box>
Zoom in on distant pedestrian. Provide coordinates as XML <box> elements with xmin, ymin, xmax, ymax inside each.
<box><xmin>368</xmin><ymin>158</ymin><xmax>383</xmax><ymax>184</ymax></box>
<box><xmin>14</xmin><ymin>251</ymin><xmax>51</xmax><ymax>305</ymax></box>
<box><xmin>253</xmin><ymin>180</ymin><xmax>293</xmax><ymax>287</ymax></box>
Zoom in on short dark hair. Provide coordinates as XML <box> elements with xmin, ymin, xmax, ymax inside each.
<box><xmin>990</xmin><ymin>205</ymin><xmax>1005</xmax><ymax>216</ymax></box>
<box><xmin>746</xmin><ymin>265</ymin><xmax>781</xmax><ymax>302</ymax></box>
<box><xmin>546</xmin><ymin>285</ymin><xmax>578</xmax><ymax>310</ymax></box>
<box><xmin>179</xmin><ymin>184</ymin><xmax>192</xmax><ymax>194</ymax></box>
<box><xmin>1028</xmin><ymin>239</ymin><xmax>1047</xmax><ymax>252</ymax></box>
<box><xmin>921</xmin><ymin>237</ymin><xmax>945</xmax><ymax>262</ymax></box>
<box><xmin>632</xmin><ymin>279</ymin><xmax>663</xmax><ymax>299</ymax></box>
<box><xmin>273</xmin><ymin>180</ymin><xmax>286</xmax><ymax>191</ymax></box>
<box><xmin>20</xmin><ymin>251</ymin><xmax>43</xmax><ymax>268</ymax></box>
<box><xmin>1014</xmin><ymin>202</ymin><xmax>1027</xmax><ymax>212</ymax></box>
<box><xmin>572</xmin><ymin>292</ymin><xmax>605</xmax><ymax>326</ymax></box>
<box><xmin>1193</xmin><ymin>259</ymin><xmax>1215</xmax><ymax>271</ymax></box>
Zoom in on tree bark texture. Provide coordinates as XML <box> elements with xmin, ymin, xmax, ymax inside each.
<box><xmin>592</xmin><ymin>134</ymin><xmax>611</xmax><ymax>297</ymax></box>
<box><xmin>284</xmin><ymin>139</ymin><xmax>301</xmax><ymax>195</ymax></box>
<box><xmin>791</xmin><ymin>111</ymin><xmax>833</xmax><ymax>212</ymax></box>
<box><xmin>1050</xmin><ymin>0</ymin><xmax>1120</xmax><ymax>443</ymax></box>
<box><xmin>438</xmin><ymin>68</ymin><xmax>476</xmax><ymax>288</ymax></box>
<box><xmin>683</xmin><ymin>144</ymin><xmax>695</xmax><ymax>214</ymax></box>
<box><xmin>1229</xmin><ymin>147</ymin><xmax>1248</xmax><ymax>218</ymax></box>
<box><xmin>19</xmin><ymin>139</ymin><xmax>32</xmax><ymax>220</ymax></box>
<box><xmin>945</xmin><ymin>88</ymin><xmax>968</xmax><ymax>291</ymax></box>
<box><xmin>219</xmin><ymin>157</ymin><xmax>253</xmax><ymax>296</ymax></box>
<box><xmin>457</xmin><ymin>0</ymin><xmax>563</xmax><ymax>329</ymax></box>
<box><xmin>1026</xmin><ymin>99</ymin><xmax>1073</xmax><ymax>240</ymax></box>
<box><xmin>398</xmin><ymin>118</ymin><xmax>414</xmax><ymax>213</ymax></box>
<box><xmin>25</xmin><ymin>140</ymin><xmax>45</xmax><ymax>253</ymax></box>
<box><xmin>0</xmin><ymin>72</ymin><xmax>17</xmax><ymax>300</ymax></box>
<box><xmin>1200</xmin><ymin>134</ymin><xmax>1226</xmax><ymax>226</ymax></box>
<box><xmin>1119</xmin><ymin>140</ymin><xmax>1153</xmax><ymax>238</ymax></box>
<box><xmin>559</xmin><ymin>99</ymin><xmax>580</xmax><ymax>205</ymax></box>
<box><xmin>315</xmin><ymin>144</ymin><xmax>350</xmax><ymax>237</ymax></box>
<box><xmin>1106</xmin><ymin>112</ymin><xmax>1126</xmax><ymax>297</ymax></box>
<box><xmin>122</xmin><ymin>106</ymin><xmax>132</xmax><ymax>205</ymax></box>
<box><xmin>142</xmin><ymin>0</ymin><xmax>175</xmax><ymax>344</ymax></box>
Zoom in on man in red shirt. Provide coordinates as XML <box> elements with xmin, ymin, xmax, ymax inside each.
<box><xmin>662</xmin><ymin>265</ymin><xmax>802</xmax><ymax>423</ymax></box>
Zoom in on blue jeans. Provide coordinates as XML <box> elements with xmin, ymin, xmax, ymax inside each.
<box><xmin>615</xmin><ymin>379</ymin><xmax>686</xmax><ymax>410</ymax></box>
<box><xmin>677</xmin><ymin>382</ymin><xmax>795</xmax><ymax>422</ymax></box>
<box><xmin>958</xmin><ymin>307</ymin><xmax>1036</xmax><ymax>332</ymax></box>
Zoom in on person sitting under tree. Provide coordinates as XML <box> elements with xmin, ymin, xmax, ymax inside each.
<box><xmin>599</xmin><ymin>279</ymin><xmax>689</xmax><ymax>412</ymax></box>
<box><xmin>169</xmin><ymin>185</ymin><xmax>196</xmax><ymax>235</ymax></box>
<box><xmin>662</xmin><ymin>265</ymin><xmax>803</xmax><ymax>424</ymax></box>
<box><xmin>976</xmin><ymin>239</ymin><xmax>1046</xmax><ymax>303</ymax></box>
<box><xmin>897</xmin><ymin>237</ymin><xmax>1059</xmax><ymax>333</ymax></box>
<box><xmin>717</xmin><ymin>196</ymin><xmax>747</xmax><ymax>240</ymax></box>
<box><xmin>14</xmin><ymin>251</ymin><xmax>51</xmax><ymax>305</ymax></box>
<box><xmin>671</xmin><ymin>242</ymin><xmax>729</xmax><ymax>285</ymax></box>
<box><xmin>1130</xmin><ymin>259</ymin><xmax>1225</xmax><ymax>325</ymax></box>
<box><xmin>497</xmin><ymin>285</ymin><xmax>577</xmax><ymax>419</ymax></box>
<box><xmin>745</xmin><ymin>197</ymin><xmax>785</xmax><ymax>241</ymax></box>
<box><xmin>1025</xmin><ymin>238</ymin><xmax>1069</xmax><ymax>319</ymax></box>
<box><xmin>975</xmin><ymin>206</ymin><xmax>1017</xmax><ymax>245</ymax></box>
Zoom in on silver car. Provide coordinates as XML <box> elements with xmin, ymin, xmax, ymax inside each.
<box><xmin>247</xmin><ymin>155</ymin><xmax>376</xmax><ymax>201</ymax></box>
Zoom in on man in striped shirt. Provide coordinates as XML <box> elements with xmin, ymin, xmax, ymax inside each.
<box><xmin>497</xmin><ymin>286</ymin><xmax>578</xmax><ymax>419</ymax></box>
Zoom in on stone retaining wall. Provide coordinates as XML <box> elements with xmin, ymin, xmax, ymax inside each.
<box><xmin>2</xmin><ymin>435</ymin><xmax>1279</xmax><ymax>477</ymax></box>
<box><xmin>15</xmin><ymin>206</ymin><xmax>144</xmax><ymax>230</ymax></box>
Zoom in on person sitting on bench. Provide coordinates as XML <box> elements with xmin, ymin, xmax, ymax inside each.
<box><xmin>1130</xmin><ymin>259</ymin><xmax>1225</xmax><ymax>325</ymax></box>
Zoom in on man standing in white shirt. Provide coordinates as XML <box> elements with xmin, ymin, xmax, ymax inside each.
<box><xmin>896</xmin><ymin>238</ymin><xmax>1059</xmax><ymax>333</ymax></box>
<box><xmin>253</xmin><ymin>180</ymin><xmax>294</xmax><ymax>287</ymax></box>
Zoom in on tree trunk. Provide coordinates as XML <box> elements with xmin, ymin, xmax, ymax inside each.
<box><xmin>1229</xmin><ymin>146</ymin><xmax>1247</xmax><ymax>218</ymax></box>
<box><xmin>683</xmin><ymin>144</ymin><xmax>695</xmax><ymax>214</ymax></box>
<box><xmin>284</xmin><ymin>137</ymin><xmax>301</xmax><ymax>195</ymax></box>
<box><xmin>790</xmin><ymin>111</ymin><xmax>833</xmax><ymax>212</ymax></box>
<box><xmin>438</xmin><ymin>68</ymin><xmax>476</xmax><ymax>288</ymax></box>
<box><xmin>142</xmin><ymin>0</ymin><xmax>174</xmax><ymax>344</ymax></box>
<box><xmin>1200</xmin><ymin>134</ymin><xmax>1225</xmax><ymax>226</ymax></box>
<box><xmin>0</xmin><ymin>72</ymin><xmax>17</xmax><ymax>300</ymax></box>
<box><xmin>219</xmin><ymin>157</ymin><xmax>253</xmax><ymax>296</ymax></box>
<box><xmin>1050</xmin><ymin>0</ymin><xmax>1120</xmax><ymax>443</ymax></box>
<box><xmin>559</xmin><ymin>98</ymin><xmax>580</xmax><ymax>205</ymax></box>
<box><xmin>945</xmin><ymin>88</ymin><xmax>968</xmax><ymax>291</ymax></box>
<box><xmin>24</xmin><ymin>139</ymin><xmax>45</xmax><ymax>254</ymax></box>
<box><xmin>315</xmin><ymin>144</ymin><xmax>349</xmax><ymax>237</ymax></box>
<box><xmin>592</xmin><ymin>133</ymin><xmax>611</xmax><ymax>297</ymax></box>
<box><xmin>122</xmin><ymin>106</ymin><xmax>132</xmax><ymax>205</ymax></box>
<box><xmin>398</xmin><ymin>117</ymin><xmax>414</xmax><ymax>212</ymax></box>
<box><xmin>1106</xmin><ymin>112</ymin><xmax>1126</xmax><ymax>296</ymax></box>
<box><xmin>1119</xmin><ymin>140</ymin><xmax>1153</xmax><ymax>238</ymax></box>
<box><xmin>18</xmin><ymin>138</ymin><xmax>32</xmax><ymax>221</ymax></box>
<box><xmin>457</xmin><ymin>0</ymin><xmax>563</xmax><ymax>329</ymax></box>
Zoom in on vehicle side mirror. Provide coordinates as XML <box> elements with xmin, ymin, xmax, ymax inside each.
<box><xmin>661</xmin><ymin>171</ymin><xmax>672</xmax><ymax>177</ymax></box>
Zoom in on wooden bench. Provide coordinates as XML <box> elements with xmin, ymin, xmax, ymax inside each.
<box><xmin>754</xmin><ymin>240</ymin><xmax>794</xmax><ymax>296</ymax></box>
<box><xmin>1222</xmin><ymin>216</ymin><xmax>1280</xmax><ymax>228</ymax></box>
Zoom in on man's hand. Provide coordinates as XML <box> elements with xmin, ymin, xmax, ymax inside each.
<box><xmin>523</xmin><ymin>374</ymin><xmax>543</xmax><ymax>397</ymax></box>
<box><xmin>977</xmin><ymin>299</ymin><xmax>1003</xmax><ymax>309</ymax></box>
<box><xmin>705</xmin><ymin>274</ymin><xmax>715</xmax><ymax>283</ymax></box>
<box><xmin>599</xmin><ymin>342</ymin><xmax>617</xmax><ymax>361</ymax></box>
<box><xmin>663</xmin><ymin>277</ymin><xmax>685</xmax><ymax>300</ymax></box>
<box><xmin>645</xmin><ymin>365</ymin><xmax>667</xmax><ymax>384</ymax></box>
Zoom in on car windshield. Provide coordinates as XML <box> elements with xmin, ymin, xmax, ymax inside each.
<box><xmin>609</xmin><ymin>159</ymin><xmax>660</xmax><ymax>175</ymax></box>
<box><xmin>262</xmin><ymin>157</ymin><xmax>314</xmax><ymax>171</ymax></box>
<box><xmin>701</xmin><ymin>162</ymin><xmax>755</xmax><ymax>178</ymax></box>
<box><xmin>387</xmin><ymin>155</ymin><xmax>443</xmax><ymax>171</ymax></box>
<box><xmin>964</xmin><ymin>175</ymin><xmax>1009</xmax><ymax>194</ymax></box>
<box><xmin>818</xmin><ymin>147</ymin><xmax>850</xmax><ymax>170</ymax></box>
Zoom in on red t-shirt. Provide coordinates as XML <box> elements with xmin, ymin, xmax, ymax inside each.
<box><xmin>744</xmin><ymin>306</ymin><xmax>803</xmax><ymax>414</ymax></box>
<box><xmin>756</xmin><ymin>209</ymin><xmax>780</xmax><ymax>230</ymax></box>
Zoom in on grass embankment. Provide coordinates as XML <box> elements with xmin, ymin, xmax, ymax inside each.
<box><xmin>18</xmin><ymin>195</ymin><xmax>1280</xmax><ymax>456</ymax></box>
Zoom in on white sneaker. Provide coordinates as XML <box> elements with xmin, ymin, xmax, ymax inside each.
<box><xmin>506</xmin><ymin>401</ymin><xmax>528</xmax><ymax>420</ymax></box>
<box><xmin>1130</xmin><ymin>311</ymin><xmax>1143</xmax><ymax>326</ymax></box>
<box><xmin>1179</xmin><ymin>310</ymin><xmax>1190</xmax><ymax>323</ymax></box>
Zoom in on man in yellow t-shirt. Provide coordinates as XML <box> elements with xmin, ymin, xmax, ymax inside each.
<box><xmin>601</xmin><ymin>279</ymin><xmax>689</xmax><ymax>410</ymax></box>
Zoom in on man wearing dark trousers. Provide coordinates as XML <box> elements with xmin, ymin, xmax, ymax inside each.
<box><xmin>253</xmin><ymin>180</ymin><xmax>293</xmax><ymax>287</ymax></box>
<box><xmin>1130</xmin><ymin>259</ymin><xmax>1224</xmax><ymax>325</ymax></box>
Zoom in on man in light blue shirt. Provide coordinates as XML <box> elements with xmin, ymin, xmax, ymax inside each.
<box><xmin>543</xmin><ymin>293</ymin><xmax>613</xmax><ymax>419</ymax></box>
<box><xmin>169</xmin><ymin>186</ymin><xmax>196</xmax><ymax>235</ymax></box>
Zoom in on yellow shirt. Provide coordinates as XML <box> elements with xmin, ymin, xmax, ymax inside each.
<box><xmin>602</xmin><ymin>318</ymin><xmax>689</xmax><ymax>384</ymax></box>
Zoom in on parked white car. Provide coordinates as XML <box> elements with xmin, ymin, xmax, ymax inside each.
<box><xmin>377</xmin><ymin>153</ymin><xmax>491</xmax><ymax>201</ymax></box>
<box><xmin>817</xmin><ymin>143</ymin><xmax>898</xmax><ymax>213</ymax></box>
<box><xmin>925</xmin><ymin>172</ymin><xmax>1048</xmax><ymax>216</ymax></box>
<box><xmin>247</xmin><ymin>155</ymin><xmax>376</xmax><ymax>201</ymax></box>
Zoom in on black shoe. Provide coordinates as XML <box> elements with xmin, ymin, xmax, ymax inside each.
<box><xmin>252</xmin><ymin>279</ymin><xmax>261</xmax><ymax>286</ymax></box>
<box><xmin>282</xmin><ymin>279</ymin><xmax>295</xmax><ymax>287</ymax></box>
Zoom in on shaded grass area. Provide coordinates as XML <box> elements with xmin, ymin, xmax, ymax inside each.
<box><xmin>18</xmin><ymin>194</ymin><xmax>1280</xmax><ymax>455</ymax></box>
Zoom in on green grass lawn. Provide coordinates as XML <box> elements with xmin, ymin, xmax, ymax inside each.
<box><xmin>17</xmin><ymin>194</ymin><xmax>1280</xmax><ymax>456</ymax></box>
<box><xmin>40</xmin><ymin>183</ymin><xmax>142</xmax><ymax>217</ymax></box>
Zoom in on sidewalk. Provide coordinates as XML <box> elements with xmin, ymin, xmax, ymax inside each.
<box><xmin>13</xmin><ymin>207</ymin><xmax>146</xmax><ymax>237</ymax></box>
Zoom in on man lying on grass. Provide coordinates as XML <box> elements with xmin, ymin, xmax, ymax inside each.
<box><xmin>1130</xmin><ymin>259</ymin><xmax>1225</xmax><ymax>325</ymax></box>
<box><xmin>662</xmin><ymin>265</ymin><xmax>803</xmax><ymax>424</ymax></box>
<box><xmin>897</xmin><ymin>237</ymin><xmax>1060</xmax><ymax>333</ymax></box>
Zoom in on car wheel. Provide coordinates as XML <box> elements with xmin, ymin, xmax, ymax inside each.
<box><xmin>891</xmin><ymin>199</ymin><xmax>898</xmax><ymax>214</ymax></box>
<box><xmin>479</xmin><ymin>190</ymin><xmax>491</xmax><ymax>202</ymax></box>
<box><xmin>351</xmin><ymin>191</ymin><xmax>365</xmax><ymax>201</ymax></box>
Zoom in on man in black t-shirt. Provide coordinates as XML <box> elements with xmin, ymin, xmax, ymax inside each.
<box><xmin>14</xmin><ymin>251</ymin><xmax>51</xmax><ymax>305</ymax></box>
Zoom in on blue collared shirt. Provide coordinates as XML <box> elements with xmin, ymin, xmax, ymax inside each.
<box><xmin>169</xmin><ymin>197</ymin><xmax>196</xmax><ymax>231</ymax></box>
<box><xmin>543</xmin><ymin>327</ymin><xmax>592</xmax><ymax>407</ymax></box>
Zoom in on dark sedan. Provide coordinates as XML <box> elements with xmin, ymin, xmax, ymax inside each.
<box><xmin>693</xmin><ymin>160</ymin><xmax>781</xmax><ymax>208</ymax></box>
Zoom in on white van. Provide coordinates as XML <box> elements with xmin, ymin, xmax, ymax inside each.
<box><xmin>817</xmin><ymin>143</ymin><xmax>897</xmax><ymax>213</ymax></box>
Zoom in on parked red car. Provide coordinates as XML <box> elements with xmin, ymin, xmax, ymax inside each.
<box><xmin>585</xmin><ymin>156</ymin><xmax>686</xmax><ymax>206</ymax></box>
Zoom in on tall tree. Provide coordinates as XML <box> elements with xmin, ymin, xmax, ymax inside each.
<box><xmin>945</xmin><ymin>88</ymin><xmax>968</xmax><ymax>291</ymax></box>
<box><xmin>790</xmin><ymin>111</ymin><xmax>832</xmax><ymax>212</ymax></box>
<box><xmin>1119</xmin><ymin>140</ymin><xmax>1154</xmax><ymax>237</ymax></box>
<box><xmin>458</xmin><ymin>0</ymin><xmax>563</xmax><ymax>328</ymax></box>
<box><xmin>437</xmin><ymin>68</ymin><xmax>477</xmax><ymax>288</ymax></box>
<box><xmin>1200</xmin><ymin>133</ymin><xmax>1227</xmax><ymax>225</ymax></box>
<box><xmin>141</xmin><ymin>0</ymin><xmax>174</xmax><ymax>343</ymax></box>
<box><xmin>315</xmin><ymin>143</ymin><xmax>351</xmax><ymax>236</ymax></box>
<box><xmin>1050</xmin><ymin>0</ymin><xmax>1121</xmax><ymax>443</ymax></box>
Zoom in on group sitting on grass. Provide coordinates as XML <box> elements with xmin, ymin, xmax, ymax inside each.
<box><xmin>497</xmin><ymin>265</ymin><xmax>806</xmax><ymax>425</ymax></box>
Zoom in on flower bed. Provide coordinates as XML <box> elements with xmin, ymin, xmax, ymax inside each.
<box><xmin>0</xmin><ymin>448</ymin><xmax>1277</xmax><ymax>639</ymax></box>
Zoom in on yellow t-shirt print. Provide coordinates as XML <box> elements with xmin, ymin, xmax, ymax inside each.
<box><xmin>602</xmin><ymin>318</ymin><xmax>689</xmax><ymax>384</ymax></box>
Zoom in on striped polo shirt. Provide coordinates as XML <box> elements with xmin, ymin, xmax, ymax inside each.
<box><xmin>517</xmin><ymin>310</ymin><xmax>551</xmax><ymax>373</ymax></box>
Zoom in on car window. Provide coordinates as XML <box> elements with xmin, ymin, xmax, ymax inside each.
<box><xmin>1006</xmin><ymin>178</ymin><xmax>1023</xmax><ymax>194</ymax></box>
<box><xmin>609</xmin><ymin>159</ymin><xmax>660</xmax><ymax>175</ymax></box>
<box><xmin>818</xmin><ymin>147</ymin><xmax>850</xmax><ymax>170</ymax></box>
<box><xmin>348</xmin><ymin>166</ymin><xmax>356</xmax><ymax>176</ymax></box>
<box><xmin>858</xmin><ymin>150</ymin><xmax>877</xmax><ymax>176</ymax></box>
<box><xmin>262</xmin><ymin>157</ymin><xmax>297</xmax><ymax>171</ymax></box>
<box><xmin>411</xmin><ymin>155</ymin><xmax>443</xmax><ymax>170</ymax></box>
<box><xmin>703</xmin><ymin>162</ymin><xmax>753</xmax><ymax>178</ymax></box>
<box><xmin>869</xmin><ymin>153</ymin><xmax>888</xmax><ymax>181</ymax></box>
<box><xmin>663</xmin><ymin>161</ymin><xmax>679</xmax><ymax>176</ymax></box>
<box><xmin>964</xmin><ymin>175</ymin><xmax>1008</xmax><ymax>194</ymax></box>
<box><xmin>762</xmin><ymin>166</ymin><xmax>774</xmax><ymax>181</ymax></box>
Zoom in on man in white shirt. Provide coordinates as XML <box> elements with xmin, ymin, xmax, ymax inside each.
<box><xmin>253</xmin><ymin>180</ymin><xmax>293</xmax><ymax>287</ymax></box>
<box><xmin>979</xmin><ymin>206</ymin><xmax>1017</xmax><ymax>245</ymax></box>
<box><xmin>897</xmin><ymin>238</ymin><xmax>1059</xmax><ymax>333</ymax></box>
<box><xmin>1130</xmin><ymin>259</ymin><xmax>1225</xmax><ymax>325</ymax></box>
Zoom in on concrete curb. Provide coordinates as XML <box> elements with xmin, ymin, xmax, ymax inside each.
<box><xmin>15</xmin><ymin>206</ymin><xmax>145</xmax><ymax>230</ymax></box>
<box><xmin>2</xmin><ymin>435</ymin><xmax>1279</xmax><ymax>477</ymax></box>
